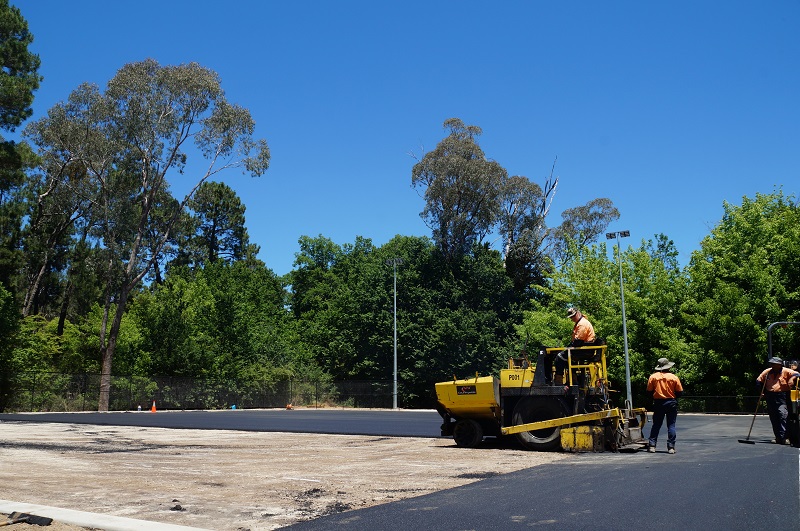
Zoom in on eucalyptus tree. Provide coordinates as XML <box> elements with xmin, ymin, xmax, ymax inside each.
<box><xmin>24</xmin><ymin>59</ymin><xmax>270</xmax><ymax>410</ymax></box>
<box><xmin>18</xmin><ymin>152</ymin><xmax>95</xmax><ymax>317</ymax></box>
<box><xmin>411</xmin><ymin>118</ymin><xmax>506</xmax><ymax>261</ymax></box>
<box><xmin>499</xmin><ymin>172</ymin><xmax>557</xmax><ymax>295</ymax></box>
<box><xmin>549</xmin><ymin>197</ymin><xmax>620</xmax><ymax>266</ymax></box>
<box><xmin>412</xmin><ymin>119</ymin><xmax>618</xmax><ymax>298</ymax></box>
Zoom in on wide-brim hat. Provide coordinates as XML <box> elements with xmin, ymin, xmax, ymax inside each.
<box><xmin>655</xmin><ymin>357</ymin><xmax>675</xmax><ymax>371</ymax></box>
<box><xmin>566</xmin><ymin>307</ymin><xmax>578</xmax><ymax>318</ymax></box>
<box><xmin>768</xmin><ymin>357</ymin><xmax>783</xmax><ymax>365</ymax></box>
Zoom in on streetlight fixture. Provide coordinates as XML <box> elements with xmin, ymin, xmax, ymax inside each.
<box><xmin>605</xmin><ymin>230</ymin><xmax>632</xmax><ymax>408</ymax></box>
<box><xmin>386</xmin><ymin>257</ymin><xmax>403</xmax><ymax>410</ymax></box>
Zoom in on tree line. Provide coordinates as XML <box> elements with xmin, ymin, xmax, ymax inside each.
<box><xmin>1</xmin><ymin>2</ymin><xmax>798</xmax><ymax>411</ymax></box>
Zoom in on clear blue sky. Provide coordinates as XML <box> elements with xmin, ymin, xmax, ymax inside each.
<box><xmin>14</xmin><ymin>1</ymin><xmax>800</xmax><ymax>276</ymax></box>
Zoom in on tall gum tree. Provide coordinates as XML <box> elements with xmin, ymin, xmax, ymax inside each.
<box><xmin>24</xmin><ymin>59</ymin><xmax>270</xmax><ymax>410</ymax></box>
<box><xmin>411</xmin><ymin>118</ymin><xmax>506</xmax><ymax>261</ymax></box>
<box><xmin>499</xmin><ymin>171</ymin><xmax>558</xmax><ymax>294</ymax></box>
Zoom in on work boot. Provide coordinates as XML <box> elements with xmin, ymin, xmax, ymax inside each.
<box><xmin>554</xmin><ymin>375</ymin><xmax>564</xmax><ymax>385</ymax></box>
<box><xmin>667</xmin><ymin>447</ymin><xmax>675</xmax><ymax>454</ymax></box>
<box><xmin>648</xmin><ymin>446</ymin><xmax>656</xmax><ymax>453</ymax></box>
<box><xmin>784</xmin><ymin>439</ymin><xmax>792</xmax><ymax>445</ymax></box>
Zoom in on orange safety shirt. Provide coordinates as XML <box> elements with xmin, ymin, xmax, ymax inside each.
<box><xmin>647</xmin><ymin>371</ymin><xmax>684</xmax><ymax>399</ymax></box>
<box><xmin>572</xmin><ymin>316</ymin><xmax>595</xmax><ymax>343</ymax></box>
<box><xmin>757</xmin><ymin>367</ymin><xmax>796</xmax><ymax>392</ymax></box>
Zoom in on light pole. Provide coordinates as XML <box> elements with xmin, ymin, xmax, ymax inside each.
<box><xmin>606</xmin><ymin>230</ymin><xmax>632</xmax><ymax>408</ymax></box>
<box><xmin>386</xmin><ymin>258</ymin><xmax>403</xmax><ymax>410</ymax></box>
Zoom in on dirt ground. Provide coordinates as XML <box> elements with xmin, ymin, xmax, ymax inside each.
<box><xmin>0</xmin><ymin>415</ymin><xmax>566</xmax><ymax>530</ymax></box>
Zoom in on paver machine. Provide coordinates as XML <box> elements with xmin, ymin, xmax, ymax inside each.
<box><xmin>435</xmin><ymin>342</ymin><xmax>648</xmax><ymax>452</ymax></box>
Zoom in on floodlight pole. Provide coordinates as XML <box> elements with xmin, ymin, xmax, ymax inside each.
<box><xmin>606</xmin><ymin>230</ymin><xmax>632</xmax><ymax>408</ymax></box>
<box><xmin>767</xmin><ymin>321</ymin><xmax>800</xmax><ymax>359</ymax></box>
<box><xmin>387</xmin><ymin>258</ymin><xmax>403</xmax><ymax>410</ymax></box>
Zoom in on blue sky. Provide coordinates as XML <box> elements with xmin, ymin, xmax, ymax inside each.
<box><xmin>13</xmin><ymin>1</ymin><xmax>800</xmax><ymax>276</ymax></box>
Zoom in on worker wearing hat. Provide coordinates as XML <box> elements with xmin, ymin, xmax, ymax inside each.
<box><xmin>552</xmin><ymin>307</ymin><xmax>596</xmax><ymax>385</ymax></box>
<box><xmin>646</xmin><ymin>357</ymin><xmax>683</xmax><ymax>454</ymax></box>
<box><xmin>756</xmin><ymin>357</ymin><xmax>797</xmax><ymax>445</ymax></box>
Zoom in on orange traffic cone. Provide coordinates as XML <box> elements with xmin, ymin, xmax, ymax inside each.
<box><xmin>150</xmin><ymin>400</ymin><xmax>157</xmax><ymax>413</ymax></box>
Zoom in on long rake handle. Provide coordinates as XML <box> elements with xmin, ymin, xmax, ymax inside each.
<box><xmin>744</xmin><ymin>377</ymin><xmax>769</xmax><ymax>441</ymax></box>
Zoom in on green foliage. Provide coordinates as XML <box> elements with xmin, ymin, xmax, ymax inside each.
<box><xmin>682</xmin><ymin>190</ymin><xmax>800</xmax><ymax>393</ymax></box>
<box><xmin>290</xmin><ymin>234</ymin><xmax>521</xmax><ymax>407</ymax></box>
<box><xmin>498</xmin><ymin>173</ymin><xmax>556</xmax><ymax>294</ymax></box>
<box><xmin>519</xmin><ymin>235</ymin><xmax>691</xmax><ymax>403</ymax></box>
<box><xmin>550</xmin><ymin>198</ymin><xmax>620</xmax><ymax>266</ymax></box>
<box><xmin>0</xmin><ymin>139</ymin><xmax>37</xmax><ymax>291</ymax></box>
<box><xmin>132</xmin><ymin>274</ymin><xmax>217</xmax><ymax>377</ymax></box>
<box><xmin>22</xmin><ymin>58</ymin><xmax>271</xmax><ymax>409</ymax></box>
<box><xmin>130</xmin><ymin>260</ymin><xmax>310</xmax><ymax>382</ymax></box>
<box><xmin>2</xmin><ymin>36</ymin><xmax>797</xmax><ymax>413</ymax></box>
<box><xmin>0</xmin><ymin>0</ymin><xmax>41</xmax><ymax>131</ymax></box>
<box><xmin>5</xmin><ymin>306</ymin><xmax>138</xmax><ymax>379</ymax></box>
<box><xmin>411</xmin><ymin>119</ymin><xmax>621</xmax><ymax>299</ymax></box>
<box><xmin>0</xmin><ymin>282</ymin><xmax>18</xmax><ymax>408</ymax></box>
<box><xmin>12</xmin><ymin>315</ymin><xmax>60</xmax><ymax>372</ymax></box>
<box><xmin>0</xmin><ymin>0</ymin><xmax>42</xmax><ymax>296</ymax></box>
<box><xmin>411</xmin><ymin>118</ymin><xmax>507</xmax><ymax>260</ymax></box>
<box><xmin>182</xmin><ymin>181</ymin><xmax>253</xmax><ymax>266</ymax></box>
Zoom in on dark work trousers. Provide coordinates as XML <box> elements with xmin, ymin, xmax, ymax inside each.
<box><xmin>764</xmin><ymin>391</ymin><xmax>789</xmax><ymax>441</ymax></box>
<box><xmin>648</xmin><ymin>398</ymin><xmax>678</xmax><ymax>449</ymax></box>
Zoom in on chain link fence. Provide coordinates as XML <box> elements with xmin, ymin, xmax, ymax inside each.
<box><xmin>1</xmin><ymin>372</ymin><xmax>394</xmax><ymax>412</ymax></box>
<box><xmin>0</xmin><ymin>372</ymin><xmax>773</xmax><ymax>414</ymax></box>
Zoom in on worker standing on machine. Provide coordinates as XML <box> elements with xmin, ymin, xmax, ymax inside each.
<box><xmin>553</xmin><ymin>307</ymin><xmax>596</xmax><ymax>385</ymax></box>
<box><xmin>756</xmin><ymin>357</ymin><xmax>797</xmax><ymax>445</ymax></box>
<box><xmin>647</xmin><ymin>357</ymin><xmax>683</xmax><ymax>454</ymax></box>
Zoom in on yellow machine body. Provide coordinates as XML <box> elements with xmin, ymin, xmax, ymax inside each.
<box><xmin>499</xmin><ymin>368</ymin><xmax>535</xmax><ymax>388</ymax></box>
<box><xmin>434</xmin><ymin>376</ymin><xmax>501</xmax><ymax>422</ymax></box>
<box><xmin>435</xmin><ymin>343</ymin><xmax>649</xmax><ymax>452</ymax></box>
<box><xmin>561</xmin><ymin>425</ymin><xmax>606</xmax><ymax>452</ymax></box>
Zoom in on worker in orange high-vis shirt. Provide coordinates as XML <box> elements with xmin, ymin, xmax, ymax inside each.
<box><xmin>756</xmin><ymin>357</ymin><xmax>797</xmax><ymax>445</ymax></box>
<box><xmin>552</xmin><ymin>307</ymin><xmax>597</xmax><ymax>385</ymax></box>
<box><xmin>646</xmin><ymin>357</ymin><xmax>684</xmax><ymax>454</ymax></box>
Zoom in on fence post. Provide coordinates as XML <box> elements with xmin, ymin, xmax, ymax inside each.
<box><xmin>30</xmin><ymin>372</ymin><xmax>36</xmax><ymax>411</ymax></box>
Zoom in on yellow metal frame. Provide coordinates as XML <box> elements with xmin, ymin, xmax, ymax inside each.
<box><xmin>544</xmin><ymin>345</ymin><xmax>608</xmax><ymax>386</ymax></box>
<box><xmin>500</xmin><ymin>407</ymin><xmax>647</xmax><ymax>435</ymax></box>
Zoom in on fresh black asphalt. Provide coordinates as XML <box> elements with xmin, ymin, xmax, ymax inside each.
<box><xmin>0</xmin><ymin>408</ymin><xmax>441</xmax><ymax>437</ymax></box>
<box><xmin>1</xmin><ymin>410</ymin><xmax>798</xmax><ymax>530</ymax></box>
